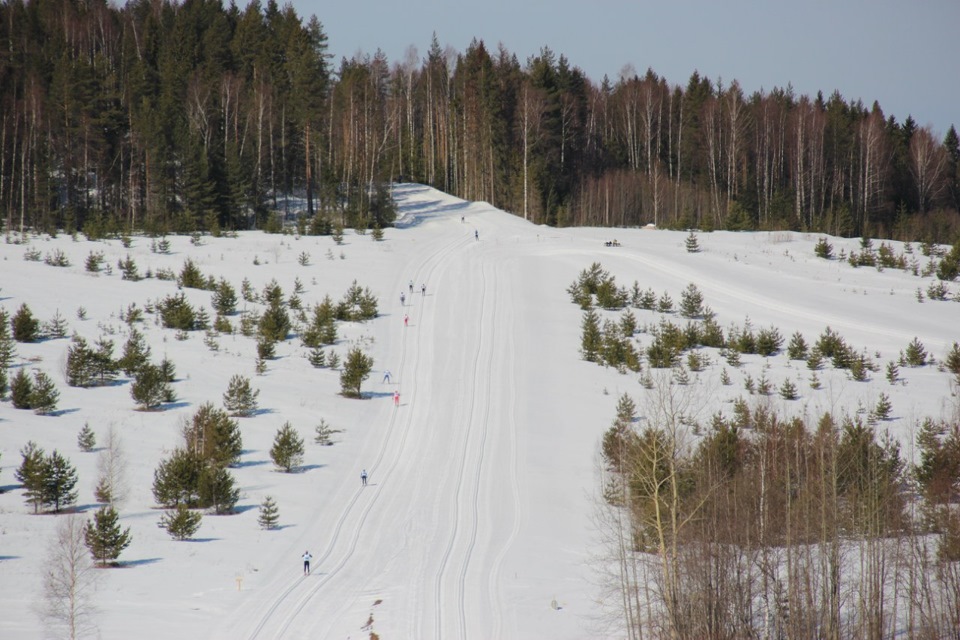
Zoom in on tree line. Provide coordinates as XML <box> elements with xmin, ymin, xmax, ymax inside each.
<box><xmin>1</xmin><ymin>0</ymin><xmax>958</xmax><ymax>239</ymax></box>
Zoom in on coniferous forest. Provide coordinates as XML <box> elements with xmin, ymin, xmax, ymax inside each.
<box><xmin>1</xmin><ymin>0</ymin><xmax>958</xmax><ymax>239</ymax></box>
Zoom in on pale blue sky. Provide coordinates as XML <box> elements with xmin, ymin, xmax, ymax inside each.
<box><xmin>292</xmin><ymin>0</ymin><xmax>958</xmax><ymax>136</ymax></box>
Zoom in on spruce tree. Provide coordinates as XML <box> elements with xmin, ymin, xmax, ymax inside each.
<box><xmin>339</xmin><ymin>347</ymin><xmax>373</xmax><ymax>398</ymax></box>
<box><xmin>223</xmin><ymin>374</ymin><xmax>259</xmax><ymax>417</ymax></box>
<box><xmin>30</xmin><ymin>370</ymin><xmax>60</xmax><ymax>415</ymax></box>
<box><xmin>685</xmin><ymin>231</ymin><xmax>700</xmax><ymax>253</ymax></box>
<box><xmin>787</xmin><ymin>332</ymin><xmax>808</xmax><ymax>360</ymax></box>
<box><xmin>159</xmin><ymin>504</ymin><xmax>203</xmax><ymax>540</ymax></box>
<box><xmin>16</xmin><ymin>441</ymin><xmax>47</xmax><ymax>513</ymax></box>
<box><xmin>45</xmin><ymin>310</ymin><xmax>69</xmax><ymax>339</ymax></box>
<box><xmin>0</xmin><ymin>309</ymin><xmax>14</xmax><ymax>369</ymax></box>
<box><xmin>885</xmin><ymin>361</ymin><xmax>900</xmax><ymax>384</ymax></box>
<box><xmin>308</xmin><ymin>345</ymin><xmax>326</xmax><ymax>368</ymax></box>
<box><xmin>258</xmin><ymin>496</ymin><xmax>280</xmax><ymax>530</ymax></box>
<box><xmin>85</xmin><ymin>506</ymin><xmax>132</xmax><ymax>566</ymax></box>
<box><xmin>43</xmin><ymin>450</ymin><xmax>78</xmax><ymax>513</ymax></box>
<box><xmin>814</xmin><ymin>237</ymin><xmax>833</xmax><ymax>259</ymax></box>
<box><xmin>184</xmin><ymin>403</ymin><xmax>243</xmax><ymax>468</ymax></box>
<box><xmin>905</xmin><ymin>337</ymin><xmax>928</xmax><ymax>367</ymax></box>
<box><xmin>270</xmin><ymin>422</ymin><xmax>305</xmax><ymax>472</ymax></box>
<box><xmin>78</xmin><ymin>424</ymin><xmax>97</xmax><ymax>452</ymax></box>
<box><xmin>178</xmin><ymin>258</ymin><xmax>205</xmax><ymax>289</ymax></box>
<box><xmin>944</xmin><ymin>342</ymin><xmax>960</xmax><ymax>377</ymax></box>
<box><xmin>12</xmin><ymin>303</ymin><xmax>40</xmax><ymax>342</ymax></box>
<box><xmin>66</xmin><ymin>336</ymin><xmax>96</xmax><ymax>387</ymax></box>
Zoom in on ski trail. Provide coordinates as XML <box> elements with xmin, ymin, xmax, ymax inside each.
<box><xmin>431</xmin><ymin>254</ymin><xmax>495</xmax><ymax>640</ymax></box>
<box><xmin>488</xmin><ymin>265</ymin><xmax>522</xmax><ymax>640</ymax></box>
<box><xmin>224</xmin><ymin>231</ymin><xmax>468</xmax><ymax>640</ymax></box>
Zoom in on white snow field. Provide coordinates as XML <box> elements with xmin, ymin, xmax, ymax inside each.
<box><xmin>0</xmin><ymin>184</ymin><xmax>957</xmax><ymax>639</ymax></box>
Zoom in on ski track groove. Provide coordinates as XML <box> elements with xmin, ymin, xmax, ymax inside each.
<box><xmin>241</xmin><ymin>231</ymin><xmax>469</xmax><ymax>640</ymax></box>
<box><xmin>488</xmin><ymin>271</ymin><xmax>521</xmax><ymax>639</ymax></box>
<box><xmin>432</xmin><ymin>253</ymin><xmax>494</xmax><ymax>640</ymax></box>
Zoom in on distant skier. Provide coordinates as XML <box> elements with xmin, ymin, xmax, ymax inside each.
<box><xmin>461</xmin><ymin>215</ymin><xmax>465</xmax><ymax>223</ymax></box>
<box><xmin>361</xmin><ymin>469</ymin><xmax>368</xmax><ymax>486</ymax></box>
<box><xmin>393</xmin><ymin>390</ymin><xmax>400</xmax><ymax>407</ymax></box>
<box><xmin>404</xmin><ymin>314</ymin><xmax>409</xmax><ymax>327</ymax></box>
<box><xmin>474</xmin><ymin>229</ymin><xmax>479</xmax><ymax>241</ymax></box>
<box><xmin>408</xmin><ymin>280</ymin><xmax>414</xmax><ymax>293</ymax></box>
<box><xmin>382</xmin><ymin>370</ymin><xmax>392</xmax><ymax>383</ymax></box>
<box><xmin>421</xmin><ymin>283</ymin><xmax>426</xmax><ymax>296</ymax></box>
<box><xmin>302</xmin><ymin>550</ymin><xmax>313</xmax><ymax>575</ymax></box>
<box><xmin>400</xmin><ymin>292</ymin><xmax>406</xmax><ymax>305</ymax></box>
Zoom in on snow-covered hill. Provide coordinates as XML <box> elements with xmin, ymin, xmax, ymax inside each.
<box><xmin>0</xmin><ymin>184</ymin><xmax>956</xmax><ymax>639</ymax></box>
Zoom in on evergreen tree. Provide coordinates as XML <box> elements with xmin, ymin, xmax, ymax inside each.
<box><xmin>873</xmin><ymin>393</ymin><xmax>893</xmax><ymax>421</ymax></box>
<box><xmin>92</xmin><ymin>337</ymin><xmax>119</xmax><ymax>385</ymax></box>
<box><xmin>178</xmin><ymin>258</ymin><xmax>206</xmax><ymax>289</ymax></box>
<box><xmin>11</xmin><ymin>368</ymin><xmax>34</xmax><ymax>409</ymax></box>
<box><xmin>152</xmin><ymin>449</ymin><xmax>203</xmax><ymax>508</ymax></box>
<box><xmin>119</xmin><ymin>329</ymin><xmax>151</xmax><ymax>376</ymax></box>
<box><xmin>308</xmin><ymin>345</ymin><xmax>326</xmax><ymax>368</ymax></box>
<box><xmin>944</xmin><ymin>342</ymin><xmax>960</xmax><ymax>377</ymax></box>
<box><xmin>814</xmin><ymin>237</ymin><xmax>834</xmax><ymax>259</ymax></box>
<box><xmin>885</xmin><ymin>360</ymin><xmax>900</xmax><ymax>384</ymax></box>
<box><xmin>45</xmin><ymin>310</ymin><xmax>69</xmax><ymax>339</ymax></box>
<box><xmin>66</xmin><ymin>336</ymin><xmax>96</xmax><ymax>387</ymax></box>
<box><xmin>183</xmin><ymin>403</ymin><xmax>243</xmax><ymax>468</ymax></box>
<box><xmin>339</xmin><ymin>347</ymin><xmax>373</xmax><ymax>398</ymax></box>
<box><xmin>787</xmin><ymin>331</ymin><xmax>809</xmax><ymax>360</ymax></box>
<box><xmin>43</xmin><ymin>450</ymin><xmax>78</xmax><ymax>513</ymax></box>
<box><xmin>257</xmin><ymin>337</ymin><xmax>276</xmax><ymax>360</ymax></box>
<box><xmin>159</xmin><ymin>293</ymin><xmax>196</xmax><ymax>330</ymax></box>
<box><xmin>85</xmin><ymin>506</ymin><xmax>132</xmax><ymax>567</ymax></box>
<box><xmin>12</xmin><ymin>303</ymin><xmax>41</xmax><ymax>342</ymax></box>
<box><xmin>270</xmin><ymin>422</ymin><xmax>305</xmax><ymax>472</ymax></box>
<box><xmin>198</xmin><ymin>465</ymin><xmax>240</xmax><ymax>514</ymax></box>
<box><xmin>0</xmin><ymin>309</ymin><xmax>15</xmax><ymax>370</ymax></box>
<box><xmin>16</xmin><ymin>441</ymin><xmax>47</xmax><ymax>513</ymax></box>
<box><xmin>685</xmin><ymin>231</ymin><xmax>700</xmax><ymax>253</ymax></box>
<box><xmin>679</xmin><ymin>283</ymin><xmax>704</xmax><ymax>318</ymax></box>
<box><xmin>905</xmin><ymin>337</ymin><xmax>928</xmax><ymax>366</ymax></box>
<box><xmin>212</xmin><ymin>278</ymin><xmax>238</xmax><ymax>315</ymax></box>
<box><xmin>131</xmin><ymin>363</ymin><xmax>171</xmax><ymax>410</ymax></box>
<box><xmin>258</xmin><ymin>495</ymin><xmax>280</xmax><ymax>530</ymax></box>
<box><xmin>159</xmin><ymin>504</ymin><xmax>203</xmax><ymax>540</ymax></box>
<box><xmin>30</xmin><ymin>370</ymin><xmax>60</xmax><ymax>415</ymax></box>
<box><xmin>77</xmin><ymin>423</ymin><xmax>96</xmax><ymax>452</ymax></box>
<box><xmin>223</xmin><ymin>374</ymin><xmax>260</xmax><ymax>417</ymax></box>
<box><xmin>580</xmin><ymin>309</ymin><xmax>602</xmax><ymax>362</ymax></box>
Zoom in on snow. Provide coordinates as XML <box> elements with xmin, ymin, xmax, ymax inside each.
<box><xmin>0</xmin><ymin>183</ymin><xmax>957</xmax><ymax>639</ymax></box>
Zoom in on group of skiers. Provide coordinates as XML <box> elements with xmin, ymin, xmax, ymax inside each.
<box><xmin>400</xmin><ymin>281</ymin><xmax>427</xmax><ymax>305</ymax></box>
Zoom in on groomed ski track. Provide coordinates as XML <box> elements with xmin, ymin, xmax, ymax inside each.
<box><xmin>214</xmin><ymin>186</ymin><xmax>553</xmax><ymax>640</ymax></box>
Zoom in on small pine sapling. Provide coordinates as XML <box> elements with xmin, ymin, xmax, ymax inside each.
<box><xmin>85</xmin><ymin>506</ymin><xmax>132</xmax><ymax>566</ymax></box>
<box><xmin>270</xmin><ymin>422</ymin><xmax>305</xmax><ymax>472</ymax></box>
<box><xmin>873</xmin><ymin>393</ymin><xmax>893</xmax><ymax>421</ymax></box>
<box><xmin>685</xmin><ymin>231</ymin><xmax>700</xmax><ymax>253</ymax></box>
<box><xmin>885</xmin><ymin>361</ymin><xmax>900</xmax><ymax>384</ymax></box>
<box><xmin>779</xmin><ymin>379</ymin><xmax>798</xmax><ymax>400</ymax></box>
<box><xmin>314</xmin><ymin>419</ymin><xmax>339</xmax><ymax>445</ymax></box>
<box><xmin>223</xmin><ymin>375</ymin><xmax>260</xmax><ymax>417</ymax></box>
<box><xmin>258</xmin><ymin>496</ymin><xmax>280</xmax><ymax>530</ymax></box>
<box><xmin>78</xmin><ymin>424</ymin><xmax>96</xmax><ymax>452</ymax></box>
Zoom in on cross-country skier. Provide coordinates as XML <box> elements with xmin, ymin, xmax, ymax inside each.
<box><xmin>393</xmin><ymin>390</ymin><xmax>400</xmax><ymax>407</ymax></box>
<box><xmin>408</xmin><ymin>280</ymin><xmax>414</xmax><ymax>293</ymax></box>
<box><xmin>302</xmin><ymin>550</ymin><xmax>313</xmax><ymax>575</ymax></box>
<box><xmin>475</xmin><ymin>229</ymin><xmax>479</xmax><ymax>240</ymax></box>
<box><xmin>400</xmin><ymin>292</ymin><xmax>405</xmax><ymax>305</ymax></box>
<box><xmin>361</xmin><ymin>469</ymin><xmax>368</xmax><ymax>486</ymax></box>
<box><xmin>421</xmin><ymin>283</ymin><xmax>426</xmax><ymax>296</ymax></box>
<box><xmin>382</xmin><ymin>370</ymin><xmax>392</xmax><ymax>383</ymax></box>
<box><xmin>404</xmin><ymin>314</ymin><xmax>409</xmax><ymax>327</ymax></box>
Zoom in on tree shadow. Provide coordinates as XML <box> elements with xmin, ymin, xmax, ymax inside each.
<box><xmin>120</xmin><ymin>557</ymin><xmax>162</xmax><ymax>567</ymax></box>
<box><xmin>50</xmin><ymin>407</ymin><xmax>81</xmax><ymax>417</ymax></box>
<box><xmin>295</xmin><ymin>464</ymin><xmax>325</xmax><ymax>473</ymax></box>
<box><xmin>0</xmin><ymin>555</ymin><xmax>22</xmax><ymax>561</ymax></box>
<box><xmin>235</xmin><ymin>459</ymin><xmax>269</xmax><ymax>468</ymax></box>
<box><xmin>230</xmin><ymin>504</ymin><xmax>259</xmax><ymax>514</ymax></box>
<box><xmin>162</xmin><ymin>401</ymin><xmax>192</xmax><ymax>411</ymax></box>
<box><xmin>185</xmin><ymin>537</ymin><xmax>220</xmax><ymax>543</ymax></box>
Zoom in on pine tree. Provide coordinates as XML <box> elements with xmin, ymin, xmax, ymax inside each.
<box><xmin>0</xmin><ymin>309</ymin><xmax>15</xmax><ymax>370</ymax></box>
<box><xmin>314</xmin><ymin>419</ymin><xmax>339</xmax><ymax>445</ymax></box>
<box><xmin>327</xmin><ymin>351</ymin><xmax>341</xmax><ymax>370</ymax></box>
<box><xmin>16</xmin><ymin>441</ymin><xmax>47</xmax><ymax>513</ymax></box>
<box><xmin>270</xmin><ymin>422</ymin><xmax>305</xmax><ymax>472</ymax></box>
<box><xmin>45</xmin><ymin>310</ymin><xmax>69</xmax><ymax>339</ymax></box>
<box><xmin>184</xmin><ymin>403</ymin><xmax>243</xmax><ymax>468</ymax></box>
<box><xmin>178</xmin><ymin>258</ymin><xmax>205</xmax><ymax>289</ymax></box>
<box><xmin>159</xmin><ymin>504</ymin><xmax>203</xmax><ymax>540</ymax></box>
<box><xmin>30</xmin><ymin>370</ymin><xmax>60</xmax><ymax>415</ymax></box>
<box><xmin>339</xmin><ymin>347</ymin><xmax>373</xmax><ymax>398</ymax></box>
<box><xmin>257</xmin><ymin>337</ymin><xmax>276</xmax><ymax>360</ymax></box>
<box><xmin>152</xmin><ymin>449</ymin><xmax>203</xmax><ymax>508</ymax></box>
<box><xmin>679</xmin><ymin>283</ymin><xmax>704</xmax><ymax>318</ymax></box>
<box><xmin>66</xmin><ymin>336</ymin><xmax>96</xmax><ymax>387</ymax></box>
<box><xmin>580</xmin><ymin>309</ymin><xmax>602</xmax><ymax>362</ymax></box>
<box><xmin>814</xmin><ymin>237</ymin><xmax>834</xmax><ymax>259</ymax></box>
<box><xmin>787</xmin><ymin>332</ymin><xmax>808</xmax><ymax>360</ymax></box>
<box><xmin>85</xmin><ymin>506</ymin><xmax>132</xmax><ymax>566</ymax></box>
<box><xmin>12</xmin><ymin>303</ymin><xmax>41</xmax><ymax>342</ymax></box>
<box><xmin>685</xmin><ymin>231</ymin><xmax>700</xmax><ymax>253</ymax></box>
<box><xmin>198</xmin><ymin>465</ymin><xmax>240</xmax><ymax>514</ymax></box>
<box><xmin>258</xmin><ymin>496</ymin><xmax>280</xmax><ymax>530</ymax></box>
<box><xmin>119</xmin><ymin>329</ymin><xmax>151</xmax><ymax>376</ymax></box>
<box><xmin>223</xmin><ymin>374</ymin><xmax>259</xmax><ymax>416</ymax></box>
<box><xmin>77</xmin><ymin>423</ymin><xmax>96</xmax><ymax>452</ymax></box>
<box><xmin>131</xmin><ymin>363</ymin><xmax>170</xmax><ymax>410</ymax></box>
<box><xmin>885</xmin><ymin>360</ymin><xmax>900</xmax><ymax>384</ymax></box>
<box><xmin>905</xmin><ymin>337</ymin><xmax>928</xmax><ymax>366</ymax></box>
<box><xmin>43</xmin><ymin>450</ymin><xmax>78</xmax><ymax>513</ymax></box>
<box><xmin>212</xmin><ymin>278</ymin><xmax>238</xmax><ymax>315</ymax></box>
<box><xmin>308</xmin><ymin>345</ymin><xmax>326</xmax><ymax>368</ymax></box>
<box><xmin>779</xmin><ymin>379</ymin><xmax>799</xmax><ymax>401</ymax></box>
<box><xmin>944</xmin><ymin>342</ymin><xmax>960</xmax><ymax>377</ymax></box>
<box><xmin>11</xmin><ymin>368</ymin><xmax>34</xmax><ymax>409</ymax></box>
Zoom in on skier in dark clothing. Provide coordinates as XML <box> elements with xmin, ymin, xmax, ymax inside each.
<box><xmin>361</xmin><ymin>469</ymin><xmax>368</xmax><ymax>486</ymax></box>
<box><xmin>302</xmin><ymin>550</ymin><xmax>313</xmax><ymax>575</ymax></box>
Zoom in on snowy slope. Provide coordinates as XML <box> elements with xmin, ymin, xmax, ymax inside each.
<box><xmin>0</xmin><ymin>184</ymin><xmax>957</xmax><ymax>639</ymax></box>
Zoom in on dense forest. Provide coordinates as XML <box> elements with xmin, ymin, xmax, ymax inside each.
<box><xmin>1</xmin><ymin>0</ymin><xmax>958</xmax><ymax>239</ymax></box>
